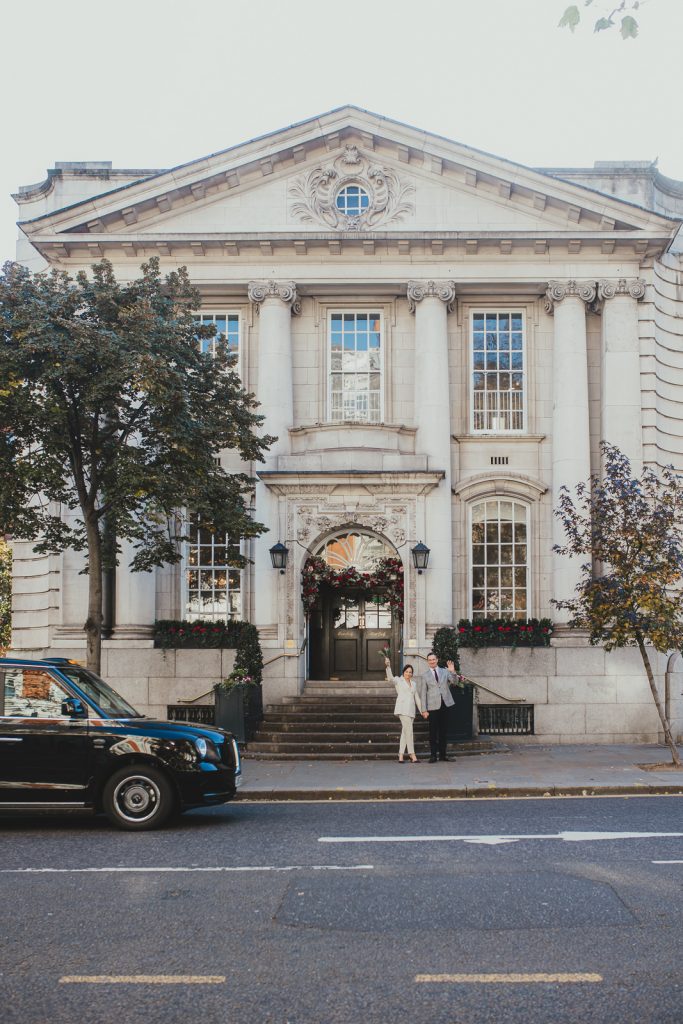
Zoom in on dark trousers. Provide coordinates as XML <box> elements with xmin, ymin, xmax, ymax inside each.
<box><xmin>428</xmin><ymin>699</ymin><xmax>449</xmax><ymax>758</ymax></box>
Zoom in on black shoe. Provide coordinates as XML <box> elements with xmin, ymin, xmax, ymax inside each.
<box><xmin>439</xmin><ymin>755</ymin><xmax>454</xmax><ymax>762</ymax></box>
<box><xmin>428</xmin><ymin>754</ymin><xmax>438</xmax><ymax>763</ymax></box>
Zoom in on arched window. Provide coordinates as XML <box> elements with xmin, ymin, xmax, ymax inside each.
<box><xmin>315</xmin><ymin>531</ymin><xmax>394</xmax><ymax>571</ymax></box>
<box><xmin>470</xmin><ymin>499</ymin><xmax>528</xmax><ymax>619</ymax></box>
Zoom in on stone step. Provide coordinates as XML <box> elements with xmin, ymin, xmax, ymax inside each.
<box><xmin>243</xmin><ymin>741</ymin><xmax>499</xmax><ymax>760</ymax></box>
<box><xmin>261</xmin><ymin>720</ymin><xmax>430</xmax><ymax>733</ymax></box>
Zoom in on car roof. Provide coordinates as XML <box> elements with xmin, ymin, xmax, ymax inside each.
<box><xmin>0</xmin><ymin>657</ymin><xmax>78</xmax><ymax>667</ymax></box>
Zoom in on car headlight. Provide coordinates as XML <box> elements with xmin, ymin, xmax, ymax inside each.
<box><xmin>194</xmin><ymin>737</ymin><xmax>208</xmax><ymax>758</ymax></box>
<box><xmin>231</xmin><ymin>737</ymin><xmax>241</xmax><ymax>774</ymax></box>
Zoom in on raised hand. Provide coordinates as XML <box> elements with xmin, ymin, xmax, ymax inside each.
<box><xmin>446</xmin><ymin>659</ymin><xmax>456</xmax><ymax>672</ymax></box>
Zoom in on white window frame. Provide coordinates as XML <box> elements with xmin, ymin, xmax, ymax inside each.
<box><xmin>326</xmin><ymin>309</ymin><xmax>385</xmax><ymax>424</ymax></box>
<box><xmin>468</xmin><ymin>498</ymin><xmax>531</xmax><ymax>620</ymax></box>
<box><xmin>469</xmin><ymin>309</ymin><xmax>527</xmax><ymax>434</ymax></box>
<box><xmin>181</xmin><ymin>515</ymin><xmax>243</xmax><ymax>623</ymax></box>
<box><xmin>197</xmin><ymin>310</ymin><xmax>241</xmax><ymax>374</ymax></box>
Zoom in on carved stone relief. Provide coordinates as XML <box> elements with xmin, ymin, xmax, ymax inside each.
<box><xmin>289</xmin><ymin>145</ymin><xmax>414</xmax><ymax>230</ymax></box>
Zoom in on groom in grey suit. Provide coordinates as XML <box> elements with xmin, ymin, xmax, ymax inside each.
<box><xmin>418</xmin><ymin>652</ymin><xmax>457</xmax><ymax>762</ymax></box>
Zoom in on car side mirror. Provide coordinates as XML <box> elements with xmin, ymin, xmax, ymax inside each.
<box><xmin>61</xmin><ymin>697</ymin><xmax>86</xmax><ymax>718</ymax></box>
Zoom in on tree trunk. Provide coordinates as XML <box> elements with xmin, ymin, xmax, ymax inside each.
<box><xmin>84</xmin><ymin>514</ymin><xmax>103</xmax><ymax>674</ymax></box>
<box><xmin>635</xmin><ymin>633</ymin><xmax>681</xmax><ymax>767</ymax></box>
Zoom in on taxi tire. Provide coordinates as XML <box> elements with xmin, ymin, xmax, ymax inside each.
<box><xmin>102</xmin><ymin>764</ymin><xmax>175</xmax><ymax>831</ymax></box>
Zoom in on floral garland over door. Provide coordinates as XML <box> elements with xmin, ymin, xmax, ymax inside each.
<box><xmin>301</xmin><ymin>555</ymin><xmax>405</xmax><ymax>620</ymax></box>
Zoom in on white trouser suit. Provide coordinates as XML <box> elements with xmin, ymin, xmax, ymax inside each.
<box><xmin>386</xmin><ymin>666</ymin><xmax>423</xmax><ymax>756</ymax></box>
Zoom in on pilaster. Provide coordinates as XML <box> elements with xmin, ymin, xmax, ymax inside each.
<box><xmin>596</xmin><ymin>278</ymin><xmax>646</xmax><ymax>475</ymax></box>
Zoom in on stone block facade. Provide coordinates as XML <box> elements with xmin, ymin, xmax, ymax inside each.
<box><xmin>9</xmin><ymin>107</ymin><xmax>683</xmax><ymax>745</ymax></box>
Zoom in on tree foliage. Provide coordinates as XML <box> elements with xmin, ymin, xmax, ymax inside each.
<box><xmin>553</xmin><ymin>443</ymin><xmax>682</xmax><ymax>765</ymax></box>
<box><xmin>559</xmin><ymin>1</ymin><xmax>647</xmax><ymax>38</ymax></box>
<box><xmin>0</xmin><ymin>257</ymin><xmax>273</xmax><ymax>670</ymax></box>
<box><xmin>0</xmin><ymin>539</ymin><xmax>10</xmax><ymax>653</ymax></box>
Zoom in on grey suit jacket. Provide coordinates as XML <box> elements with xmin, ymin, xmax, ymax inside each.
<box><xmin>418</xmin><ymin>666</ymin><xmax>456</xmax><ymax>711</ymax></box>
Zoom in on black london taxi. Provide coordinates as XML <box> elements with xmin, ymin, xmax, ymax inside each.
<box><xmin>0</xmin><ymin>657</ymin><xmax>241</xmax><ymax>830</ymax></box>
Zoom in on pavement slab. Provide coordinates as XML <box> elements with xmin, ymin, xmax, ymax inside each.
<box><xmin>236</xmin><ymin>743</ymin><xmax>683</xmax><ymax>800</ymax></box>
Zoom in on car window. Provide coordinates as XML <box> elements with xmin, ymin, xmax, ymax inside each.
<box><xmin>1</xmin><ymin>668</ymin><xmax>72</xmax><ymax>719</ymax></box>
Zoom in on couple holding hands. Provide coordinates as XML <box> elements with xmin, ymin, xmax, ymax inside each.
<box><xmin>384</xmin><ymin>652</ymin><xmax>459</xmax><ymax>764</ymax></box>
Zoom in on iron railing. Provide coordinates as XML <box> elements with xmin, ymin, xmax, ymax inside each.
<box><xmin>478</xmin><ymin>703</ymin><xmax>534</xmax><ymax>735</ymax></box>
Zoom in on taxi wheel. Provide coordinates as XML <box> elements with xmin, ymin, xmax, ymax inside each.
<box><xmin>102</xmin><ymin>765</ymin><xmax>175</xmax><ymax>831</ymax></box>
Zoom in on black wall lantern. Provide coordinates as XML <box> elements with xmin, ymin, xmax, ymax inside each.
<box><xmin>411</xmin><ymin>541</ymin><xmax>430</xmax><ymax>574</ymax></box>
<box><xmin>269</xmin><ymin>542</ymin><xmax>289</xmax><ymax>574</ymax></box>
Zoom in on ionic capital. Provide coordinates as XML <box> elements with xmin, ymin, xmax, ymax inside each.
<box><xmin>544</xmin><ymin>280</ymin><xmax>597</xmax><ymax>315</ymax></box>
<box><xmin>596</xmin><ymin>278</ymin><xmax>646</xmax><ymax>303</ymax></box>
<box><xmin>247</xmin><ymin>280</ymin><xmax>301</xmax><ymax>314</ymax></box>
<box><xmin>407</xmin><ymin>280</ymin><xmax>456</xmax><ymax>314</ymax></box>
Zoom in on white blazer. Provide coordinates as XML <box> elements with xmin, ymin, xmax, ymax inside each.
<box><xmin>386</xmin><ymin>666</ymin><xmax>423</xmax><ymax>718</ymax></box>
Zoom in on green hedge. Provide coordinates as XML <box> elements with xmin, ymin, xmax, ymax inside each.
<box><xmin>154</xmin><ymin>619</ymin><xmax>263</xmax><ymax>684</ymax></box>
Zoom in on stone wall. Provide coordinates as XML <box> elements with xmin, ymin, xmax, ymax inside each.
<box><xmin>17</xmin><ymin>645</ymin><xmax>236</xmax><ymax>720</ymax></box>
<box><xmin>459</xmin><ymin>643</ymin><xmax>683</xmax><ymax>744</ymax></box>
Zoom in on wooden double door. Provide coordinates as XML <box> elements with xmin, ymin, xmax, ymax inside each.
<box><xmin>309</xmin><ymin>588</ymin><xmax>401</xmax><ymax>680</ymax></box>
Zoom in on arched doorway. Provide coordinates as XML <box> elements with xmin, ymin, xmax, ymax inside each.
<box><xmin>306</xmin><ymin>531</ymin><xmax>403</xmax><ymax>681</ymax></box>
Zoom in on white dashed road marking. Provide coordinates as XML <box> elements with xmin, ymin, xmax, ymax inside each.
<box><xmin>319</xmin><ymin>830</ymin><xmax>683</xmax><ymax>845</ymax></box>
<box><xmin>60</xmin><ymin>976</ymin><xmax>225</xmax><ymax>985</ymax></box>
<box><xmin>415</xmin><ymin>973</ymin><xmax>603</xmax><ymax>984</ymax></box>
<box><xmin>0</xmin><ymin>864</ymin><xmax>374</xmax><ymax>874</ymax></box>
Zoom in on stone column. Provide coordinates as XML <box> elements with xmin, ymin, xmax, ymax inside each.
<box><xmin>115</xmin><ymin>538</ymin><xmax>156</xmax><ymax>639</ymax></box>
<box><xmin>408</xmin><ymin>280</ymin><xmax>455</xmax><ymax>630</ymax></box>
<box><xmin>597</xmin><ymin>278</ymin><xmax>646</xmax><ymax>476</ymax></box>
<box><xmin>248</xmin><ymin>281</ymin><xmax>299</xmax><ymax>635</ymax></box>
<box><xmin>545</xmin><ymin>280</ymin><xmax>596</xmax><ymax>622</ymax></box>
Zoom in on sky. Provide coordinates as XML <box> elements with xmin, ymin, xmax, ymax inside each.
<box><xmin>2</xmin><ymin>0</ymin><xmax>682</xmax><ymax>264</ymax></box>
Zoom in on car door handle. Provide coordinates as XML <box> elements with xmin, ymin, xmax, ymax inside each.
<box><xmin>0</xmin><ymin>737</ymin><xmax>24</xmax><ymax>742</ymax></box>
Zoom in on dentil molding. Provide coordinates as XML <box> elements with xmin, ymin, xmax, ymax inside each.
<box><xmin>288</xmin><ymin>145</ymin><xmax>414</xmax><ymax>230</ymax></box>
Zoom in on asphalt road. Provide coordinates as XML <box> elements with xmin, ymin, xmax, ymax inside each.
<box><xmin>1</xmin><ymin>795</ymin><xmax>682</xmax><ymax>1024</ymax></box>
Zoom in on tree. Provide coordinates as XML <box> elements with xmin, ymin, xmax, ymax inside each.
<box><xmin>0</xmin><ymin>539</ymin><xmax>10</xmax><ymax>653</ymax></box>
<box><xmin>0</xmin><ymin>258</ymin><xmax>273</xmax><ymax>672</ymax></box>
<box><xmin>553</xmin><ymin>443</ymin><xmax>682</xmax><ymax>766</ymax></box>
<box><xmin>559</xmin><ymin>1</ymin><xmax>649</xmax><ymax>39</ymax></box>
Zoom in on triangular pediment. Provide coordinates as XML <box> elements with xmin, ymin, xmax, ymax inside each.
<box><xmin>20</xmin><ymin>106</ymin><xmax>678</xmax><ymax>261</ymax></box>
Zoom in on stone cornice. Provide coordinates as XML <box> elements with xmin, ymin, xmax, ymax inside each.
<box><xmin>26</xmin><ymin>230</ymin><xmax>671</xmax><ymax>265</ymax></box>
<box><xmin>257</xmin><ymin>469</ymin><xmax>445</xmax><ymax>497</ymax></box>
<box><xmin>453</xmin><ymin>472</ymin><xmax>548</xmax><ymax>502</ymax></box>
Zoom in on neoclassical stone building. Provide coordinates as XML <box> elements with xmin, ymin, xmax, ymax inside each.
<box><xmin>10</xmin><ymin>107</ymin><xmax>683</xmax><ymax>742</ymax></box>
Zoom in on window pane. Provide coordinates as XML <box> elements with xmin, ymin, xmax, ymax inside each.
<box><xmin>471</xmin><ymin>312</ymin><xmax>524</xmax><ymax>432</ymax></box>
<box><xmin>185</xmin><ymin>514</ymin><xmax>241</xmax><ymax>622</ymax></box>
<box><xmin>196</xmin><ymin>311</ymin><xmax>240</xmax><ymax>362</ymax></box>
<box><xmin>471</xmin><ymin>501</ymin><xmax>529</xmax><ymax>620</ymax></box>
<box><xmin>329</xmin><ymin>313</ymin><xmax>382</xmax><ymax>423</ymax></box>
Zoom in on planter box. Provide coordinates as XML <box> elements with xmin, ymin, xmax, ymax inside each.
<box><xmin>214</xmin><ymin>683</ymin><xmax>263</xmax><ymax>744</ymax></box>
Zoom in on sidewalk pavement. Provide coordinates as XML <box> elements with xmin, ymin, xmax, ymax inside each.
<box><xmin>237</xmin><ymin>744</ymin><xmax>683</xmax><ymax>801</ymax></box>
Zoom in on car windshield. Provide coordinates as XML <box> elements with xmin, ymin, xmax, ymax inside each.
<box><xmin>57</xmin><ymin>665</ymin><xmax>142</xmax><ymax>718</ymax></box>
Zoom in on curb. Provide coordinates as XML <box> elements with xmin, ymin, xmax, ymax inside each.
<box><xmin>236</xmin><ymin>784</ymin><xmax>683</xmax><ymax>802</ymax></box>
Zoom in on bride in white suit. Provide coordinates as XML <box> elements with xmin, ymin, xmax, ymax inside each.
<box><xmin>384</xmin><ymin>656</ymin><xmax>427</xmax><ymax>763</ymax></box>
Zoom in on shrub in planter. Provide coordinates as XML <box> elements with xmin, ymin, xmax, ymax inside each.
<box><xmin>431</xmin><ymin>627</ymin><xmax>462</xmax><ymax>672</ymax></box>
<box><xmin>455</xmin><ymin>618</ymin><xmax>553</xmax><ymax>650</ymax></box>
